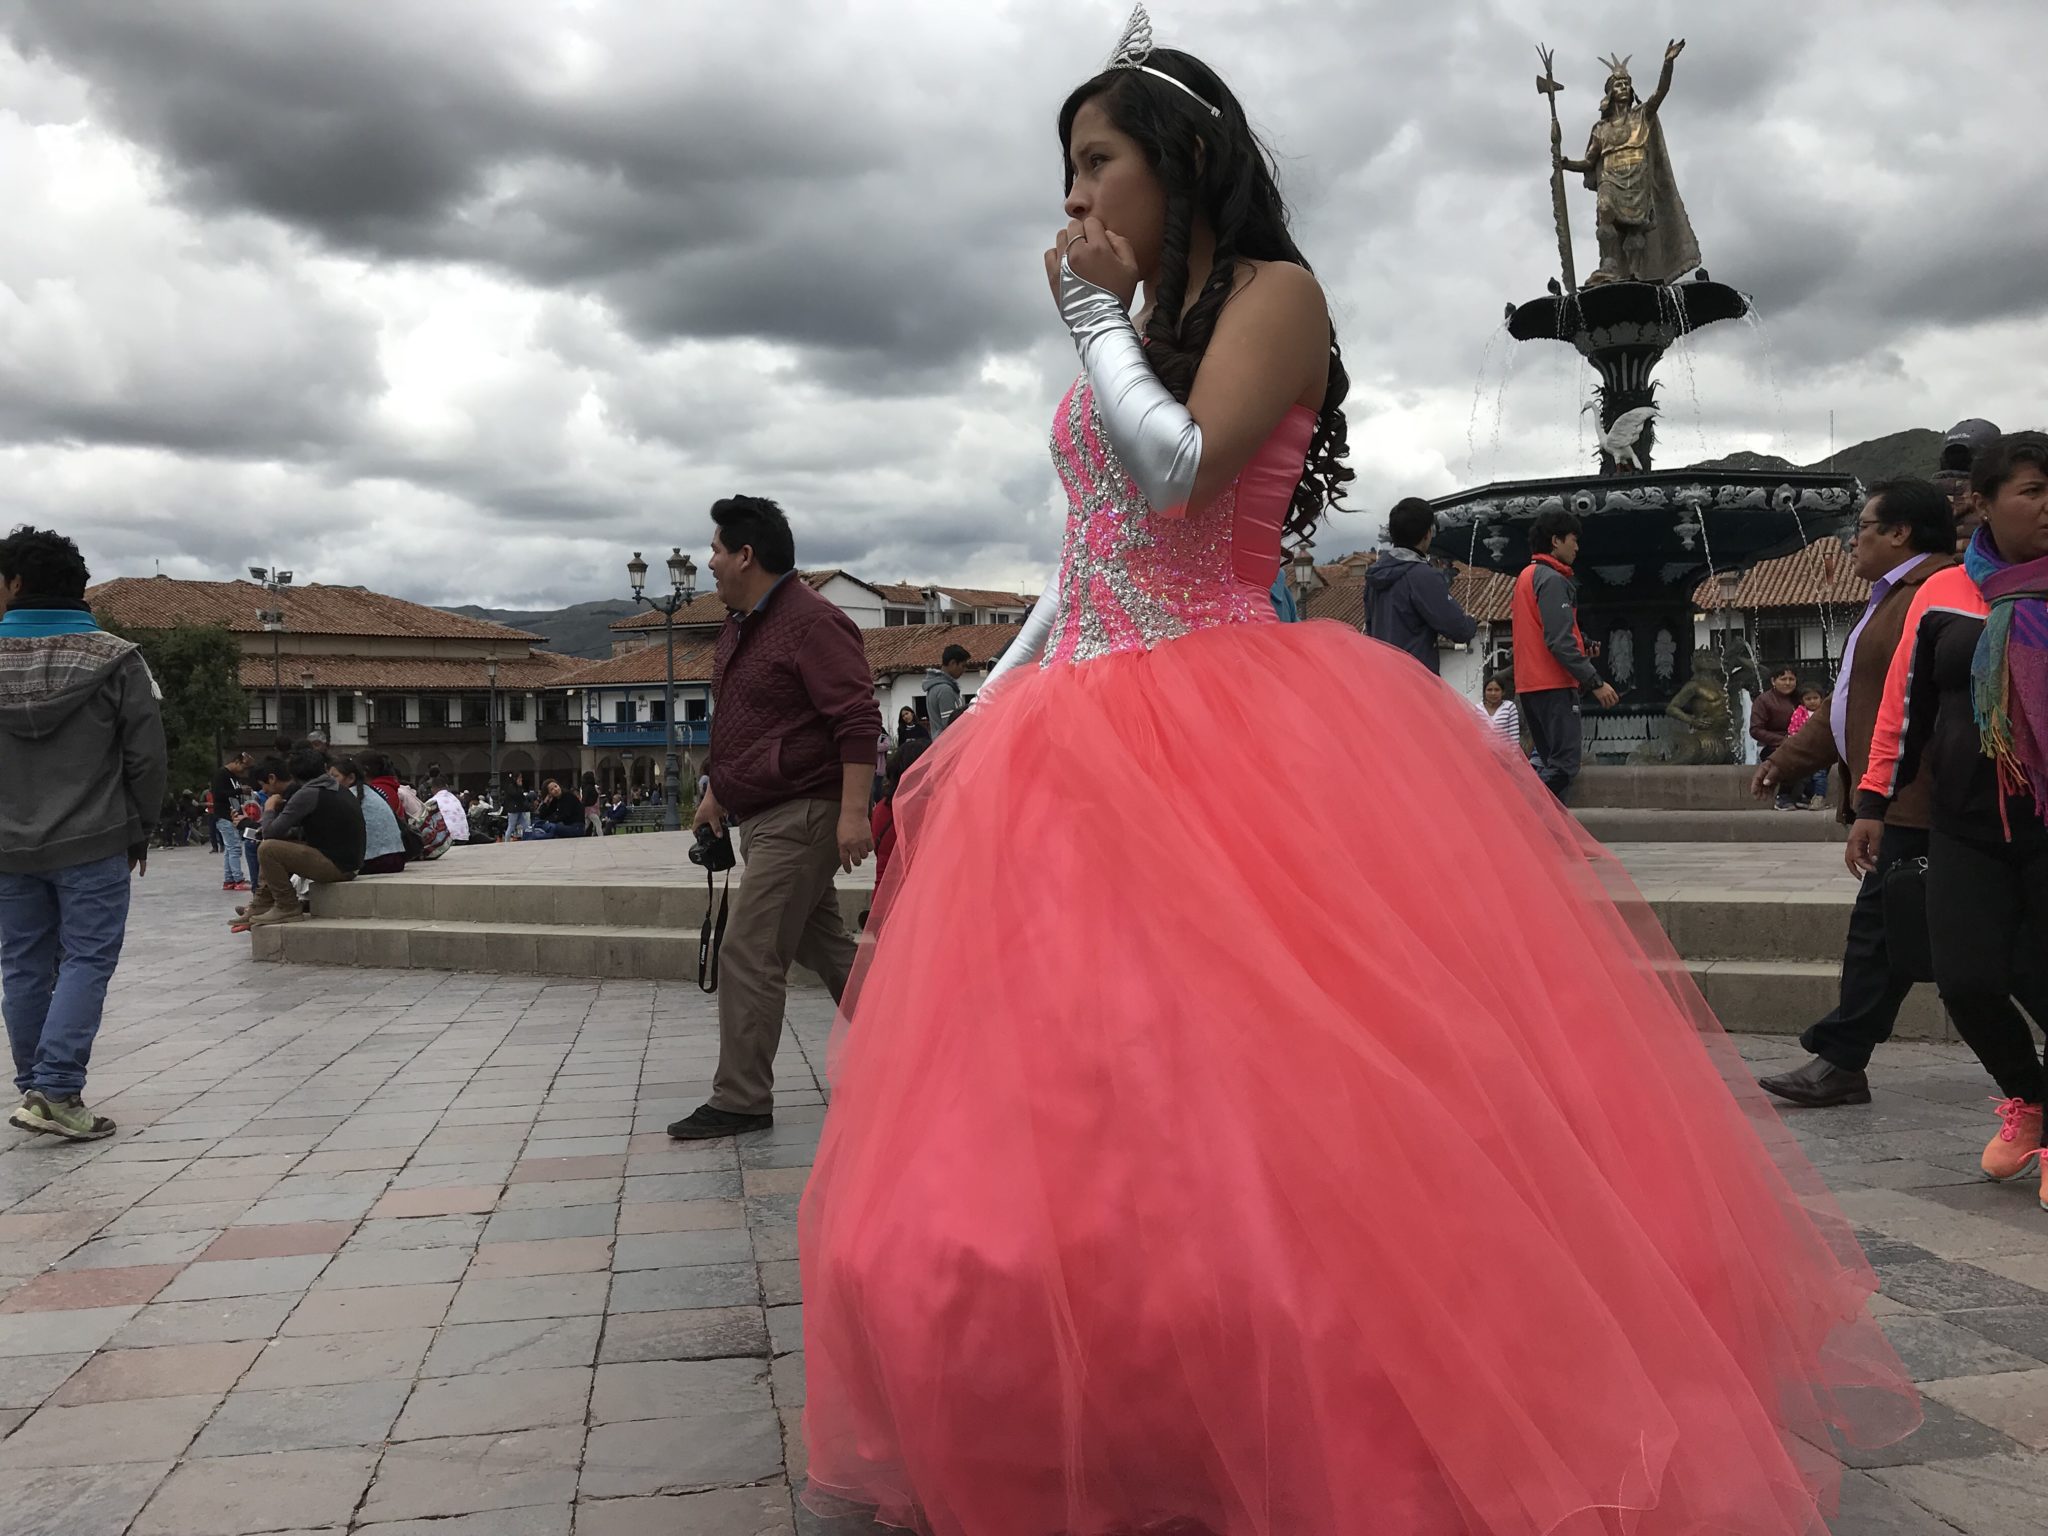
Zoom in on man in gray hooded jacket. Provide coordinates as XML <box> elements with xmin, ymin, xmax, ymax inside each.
<box><xmin>1363</xmin><ymin>499</ymin><xmax>1477</xmax><ymax>674</ymax></box>
<box><xmin>0</xmin><ymin>527</ymin><xmax>166</xmax><ymax>1140</ymax></box>
<box><xmin>922</xmin><ymin>645</ymin><xmax>971</xmax><ymax>737</ymax></box>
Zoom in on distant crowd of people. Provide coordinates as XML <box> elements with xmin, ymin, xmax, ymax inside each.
<box><xmin>205</xmin><ymin>746</ymin><xmax>694</xmax><ymax>932</ymax></box>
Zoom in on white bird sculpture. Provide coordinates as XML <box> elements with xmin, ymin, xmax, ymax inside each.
<box><xmin>1597</xmin><ymin>406</ymin><xmax>1658</xmax><ymax>472</ymax></box>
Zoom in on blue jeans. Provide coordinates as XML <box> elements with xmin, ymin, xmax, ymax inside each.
<box><xmin>507</xmin><ymin>812</ymin><xmax>532</xmax><ymax>839</ymax></box>
<box><xmin>0</xmin><ymin>853</ymin><xmax>132</xmax><ymax>1100</ymax></box>
<box><xmin>522</xmin><ymin>821</ymin><xmax>584</xmax><ymax>840</ymax></box>
<box><xmin>217</xmin><ymin>819</ymin><xmax>245</xmax><ymax>882</ymax></box>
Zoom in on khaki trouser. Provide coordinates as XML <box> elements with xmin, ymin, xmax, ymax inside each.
<box><xmin>710</xmin><ymin>796</ymin><xmax>856</xmax><ymax>1115</ymax></box>
<box><xmin>251</xmin><ymin>839</ymin><xmax>353</xmax><ymax>915</ymax></box>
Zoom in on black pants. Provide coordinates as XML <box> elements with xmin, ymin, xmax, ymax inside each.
<box><xmin>1521</xmin><ymin>688</ymin><xmax>1583</xmax><ymax>801</ymax></box>
<box><xmin>1802</xmin><ymin>823</ymin><xmax>1936</xmax><ymax>1073</ymax></box>
<box><xmin>1927</xmin><ymin>826</ymin><xmax>2048</xmax><ymax>1104</ymax></box>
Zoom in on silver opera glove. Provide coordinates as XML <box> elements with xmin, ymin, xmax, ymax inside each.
<box><xmin>979</xmin><ymin>585</ymin><xmax>1063</xmax><ymax>697</ymax></box>
<box><xmin>1058</xmin><ymin>253</ymin><xmax>1202</xmax><ymax>516</ymax></box>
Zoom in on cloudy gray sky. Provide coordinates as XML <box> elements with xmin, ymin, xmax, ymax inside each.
<box><xmin>0</xmin><ymin>0</ymin><xmax>2038</xmax><ymax>608</ymax></box>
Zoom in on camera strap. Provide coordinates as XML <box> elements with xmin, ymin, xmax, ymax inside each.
<box><xmin>698</xmin><ymin>865</ymin><xmax>730</xmax><ymax>994</ymax></box>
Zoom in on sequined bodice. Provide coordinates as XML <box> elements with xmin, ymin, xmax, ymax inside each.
<box><xmin>1043</xmin><ymin>380</ymin><xmax>1317</xmax><ymax>667</ymax></box>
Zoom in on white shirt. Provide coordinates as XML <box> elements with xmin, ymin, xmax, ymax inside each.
<box><xmin>1487</xmin><ymin>699</ymin><xmax>1522</xmax><ymax>753</ymax></box>
<box><xmin>431</xmin><ymin>789</ymin><xmax>469</xmax><ymax>843</ymax></box>
<box><xmin>1830</xmin><ymin>552</ymin><xmax>1934</xmax><ymax>762</ymax></box>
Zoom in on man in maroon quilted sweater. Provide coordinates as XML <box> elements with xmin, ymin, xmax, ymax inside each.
<box><xmin>669</xmin><ymin>496</ymin><xmax>882</xmax><ymax>1140</ymax></box>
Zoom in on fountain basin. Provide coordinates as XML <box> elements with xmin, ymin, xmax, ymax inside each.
<box><xmin>1507</xmin><ymin>278</ymin><xmax>1751</xmax><ymax>354</ymax></box>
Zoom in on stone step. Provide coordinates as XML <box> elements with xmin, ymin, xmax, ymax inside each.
<box><xmin>252</xmin><ymin>916</ymin><xmax>840</xmax><ymax>986</ymax></box>
<box><xmin>1646</xmin><ymin>893</ymin><xmax>1853</xmax><ymax>962</ymax></box>
<box><xmin>1689</xmin><ymin>959</ymin><xmax>1950</xmax><ymax>1043</ymax></box>
<box><xmin>1572</xmin><ymin>766</ymin><xmax>1767</xmax><ymax>810</ymax></box>
<box><xmin>309</xmin><ymin>878</ymin><xmax>1857</xmax><ymax>965</ymax></box>
<box><xmin>1575</xmin><ymin>808</ymin><xmax>1845</xmax><ymax>843</ymax></box>
<box><xmin>313</xmin><ymin>878</ymin><xmax>870</xmax><ymax>931</ymax></box>
<box><xmin>252</xmin><ymin>917</ymin><xmax>1948</xmax><ymax>1041</ymax></box>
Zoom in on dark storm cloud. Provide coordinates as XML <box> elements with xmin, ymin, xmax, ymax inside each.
<box><xmin>2</xmin><ymin>0</ymin><xmax>2044</xmax><ymax>606</ymax></box>
<box><xmin>4</xmin><ymin>0</ymin><xmax>1051</xmax><ymax>376</ymax></box>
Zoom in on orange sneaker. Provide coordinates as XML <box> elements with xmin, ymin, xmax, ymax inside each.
<box><xmin>1982</xmin><ymin>1098</ymin><xmax>2045</xmax><ymax>1182</ymax></box>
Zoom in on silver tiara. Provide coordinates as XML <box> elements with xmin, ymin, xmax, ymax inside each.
<box><xmin>1106</xmin><ymin>5</ymin><xmax>1221</xmax><ymax>119</ymax></box>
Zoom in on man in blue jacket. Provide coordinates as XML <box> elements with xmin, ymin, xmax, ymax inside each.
<box><xmin>1364</xmin><ymin>498</ymin><xmax>1478</xmax><ymax>673</ymax></box>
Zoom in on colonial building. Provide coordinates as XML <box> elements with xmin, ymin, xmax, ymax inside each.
<box><xmin>545</xmin><ymin>639</ymin><xmax>718</xmax><ymax>796</ymax></box>
<box><xmin>549</xmin><ymin>622</ymin><xmax>1024</xmax><ymax>795</ymax></box>
<box><xmin>87</xmin><ymin>576</ymin><xmax>584</xmax><ymax>788</ymax></box>
<box><xmin>603</xmin><ymin>572</ymin><xmax>1038</xmax><ymax>654</ymax></box>
<box><xmin>872</xmin><ymin>583</ymin><xmax>1036</xmax><ymax>627</ymax></box>
<box><xmin>1690</xmin><ymin>540</ymin><xmax>1868</xmax><ymax>686</ymax></box>
<box><xmin>605</xmin><ymin>571</ymin><xmax>895</xmax><ymax>655</ymax></box>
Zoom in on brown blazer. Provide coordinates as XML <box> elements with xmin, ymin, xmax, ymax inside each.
<box><xmin>1769</xmin><ymin>552</ymin><xmax>1954</xmax><ymax>828</ymax></box>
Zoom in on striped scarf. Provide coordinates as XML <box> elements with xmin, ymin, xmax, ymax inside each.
<box><xmin>1965</xmin><ymin>527</ymin><xmax>2048</xmax><ymax>829</ymax></box>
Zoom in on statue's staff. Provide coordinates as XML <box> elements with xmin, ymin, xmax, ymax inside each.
<box><xmin>1536</xmin><ymin>45</ymin><xmax>1576</xmax><ymax>295</ymax></box>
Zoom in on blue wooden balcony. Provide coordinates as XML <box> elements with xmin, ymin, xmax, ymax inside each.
<box><xmin>584</xmin><ymin>720</ymin><xmax>711</xmax><ymax>749</ymax></box>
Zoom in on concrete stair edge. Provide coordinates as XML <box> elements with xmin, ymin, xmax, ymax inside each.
<box><xmin>1572</xmin><ymin>808</ymin><xmax>1846</xmax><ymax>843</ymax></box>
<box><xmin>253</xmin><ymin>915</ymin><xmax>836</xmax><ymax>985</ymax></box>
<box><xmin>252</xmin><ymin>916</ymin><xmax>1942</xmax><ymax>1041</ymax></box>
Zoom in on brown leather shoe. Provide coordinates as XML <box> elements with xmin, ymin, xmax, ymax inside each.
<box><xmin>1757</xmin><ymin>1056</ymin><xmax>1872</xmax><ymax>1108</ymax></box>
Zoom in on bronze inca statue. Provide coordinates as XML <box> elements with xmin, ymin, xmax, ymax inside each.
<box><xmin>1662</xmin><ymin>648</ymin><xmax>1734</xmax><ymax>764</ymax></box>
<box><xmin>1556</xmin><ymin>40</ymin><xmax>1701</xmax><ymax>285</ymax></box>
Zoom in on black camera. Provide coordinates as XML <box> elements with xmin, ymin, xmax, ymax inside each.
<box><xmin>689</xmin><ymin>823</ymin><xmax>736</xmax><ymax>872</ymax></box>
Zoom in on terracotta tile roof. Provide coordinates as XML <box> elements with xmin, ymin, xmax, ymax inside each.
<box><xmin>1693</xmin><ymin>542</ymin><xmax>1869</xmax><ymax>611</ymax></box>
<box><xmin>1299</xmin><ymin>552</ymin><xmax>1515</xmax><ymax>626</ymax></box>
<box><xmin>236</xmin><ymin>652</ymin><xmax>582</xmax><ymax>692</ymax></box>
<box><xmin>1449</xmin><ymin>564</ymin><xmax>1518</xmax><ymax>623</ymax></box>
<box><xmin>88</xmin><ymin>576</ymin><xmax>542</xmax><ymax>642</ymax></box>
<box><xmin>552</xmin><ymin>639</ymin><xmax>723</xmax><ymax>688</ymax></box>
<box><xmin>864</xmin><ymin>581</ymin><xmax>1040</xmax><ymax>610</ymax></box>
<box><xmin>935</xmin><ymin>585</ymin><xmax>1036</xmax><ymax>610</ymax></box>
<box><xmin>863</xmin><ymin>623</ymin><xmax>1024</xmax><ymax>677</ymax></box>
<box><xmin>607</xmin><ymin>593</ymin><xmax>732</xmax><ymax>633</ymax></box>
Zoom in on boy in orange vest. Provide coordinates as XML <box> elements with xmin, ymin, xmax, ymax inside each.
<box><xmin>1511</xmin><ymin>510</ymin><xmax>1618</xmax><ymax>800</ymax></box>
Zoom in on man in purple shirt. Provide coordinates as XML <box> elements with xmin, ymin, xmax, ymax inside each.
<box><xmin>670</xmin><ymin>497</ymin><xmax>882</xmax><ymax>1140</ymax></box>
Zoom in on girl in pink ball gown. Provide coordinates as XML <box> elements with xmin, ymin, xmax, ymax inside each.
<box><xmin>798</xmin><ymin>15</ymin><xmax>1916</xmax><ymax>1535</ymax></box>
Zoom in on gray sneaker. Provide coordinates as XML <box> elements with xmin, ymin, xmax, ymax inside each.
<box><xmin>13</xmin><ymin>1091</ymin><xmax>115</xmax><ymax>1141</ymax></box>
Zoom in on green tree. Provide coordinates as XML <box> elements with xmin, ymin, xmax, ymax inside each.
<box><xmin>97</xmin><ymin>621</ymin><xmax>246</xmax><ymax>792</ymax></box>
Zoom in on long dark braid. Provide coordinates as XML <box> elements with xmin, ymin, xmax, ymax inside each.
<box><xmin>1059</xmin><ymin>49</ymin><xmax>1354</xmax><ymax>542</ymax></box>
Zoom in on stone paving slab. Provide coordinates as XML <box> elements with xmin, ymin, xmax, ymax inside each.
<box><xmin>0</xmin><ymin>847</ymin><xmax>2041</xmax><ymax>1534</ymax></box>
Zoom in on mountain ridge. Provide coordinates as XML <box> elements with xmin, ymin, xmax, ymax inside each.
<box><xmin>1685</xmin><ymin>427</ymin><xmax>1943</xmax><ymax>482</ymax></box>
<box><xmin>440</xmin><ymin>599</ymin><xmax>639</xmax><ymax>659</ymax></box>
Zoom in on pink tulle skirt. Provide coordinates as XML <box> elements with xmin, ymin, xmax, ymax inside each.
<box><xmin>799</xmin><ymin>620</ymin><xmax>1916</xmax><ymax>1536</ymax></box>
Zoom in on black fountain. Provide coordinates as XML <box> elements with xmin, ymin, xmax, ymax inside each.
<box><xmin>1429</xmin><ymin>41</ymin><xmax>1860</xmax><ymax>756</ymax></box>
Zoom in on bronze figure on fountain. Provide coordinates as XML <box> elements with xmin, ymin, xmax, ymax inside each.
<box><xmin>1555</xmin><ymin>40</ymin><xmax>1699</xmax><ymax>287</ymax></box>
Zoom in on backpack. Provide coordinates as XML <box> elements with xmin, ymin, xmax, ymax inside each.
<box><xmin>414</xmin><ymin>802</ymin><xmax>453</xmax><ymax>861</ymax></box>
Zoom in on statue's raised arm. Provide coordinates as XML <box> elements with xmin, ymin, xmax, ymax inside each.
<box><xmin>1578</xmin><ymin>40</ymin><xmax>1700</xmax><ymax>284</ymax></box>
<box><xmin>1644</xmin><ymin>37</ymin><xmax>1684</xmax><ymax>115</ymax></box>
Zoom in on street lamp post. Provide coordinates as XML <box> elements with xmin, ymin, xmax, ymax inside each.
<box><xmin>1288</xmin><ymin>539</ymin><xmax>1318</xmax><ymax>610</ymax></box>
<box><xmin>251</xmin><ymin>564</ymin><xmax>295</xmax><ymax>736</ymax></box>
<box><xmin>628</xmin><ymin>548</ymin><xmax>699</xmax><ymax>832</ymax></box>
<box><xmin>486</xmin><ymin>655</ymin><xmax>500</xmax><ymax>800</ymax></box>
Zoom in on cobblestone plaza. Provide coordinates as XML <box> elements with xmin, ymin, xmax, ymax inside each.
<box><xmin>0</xmin><ymin>846</ymin><xmax>2042</xmax><ymax>1534</ymax></box>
